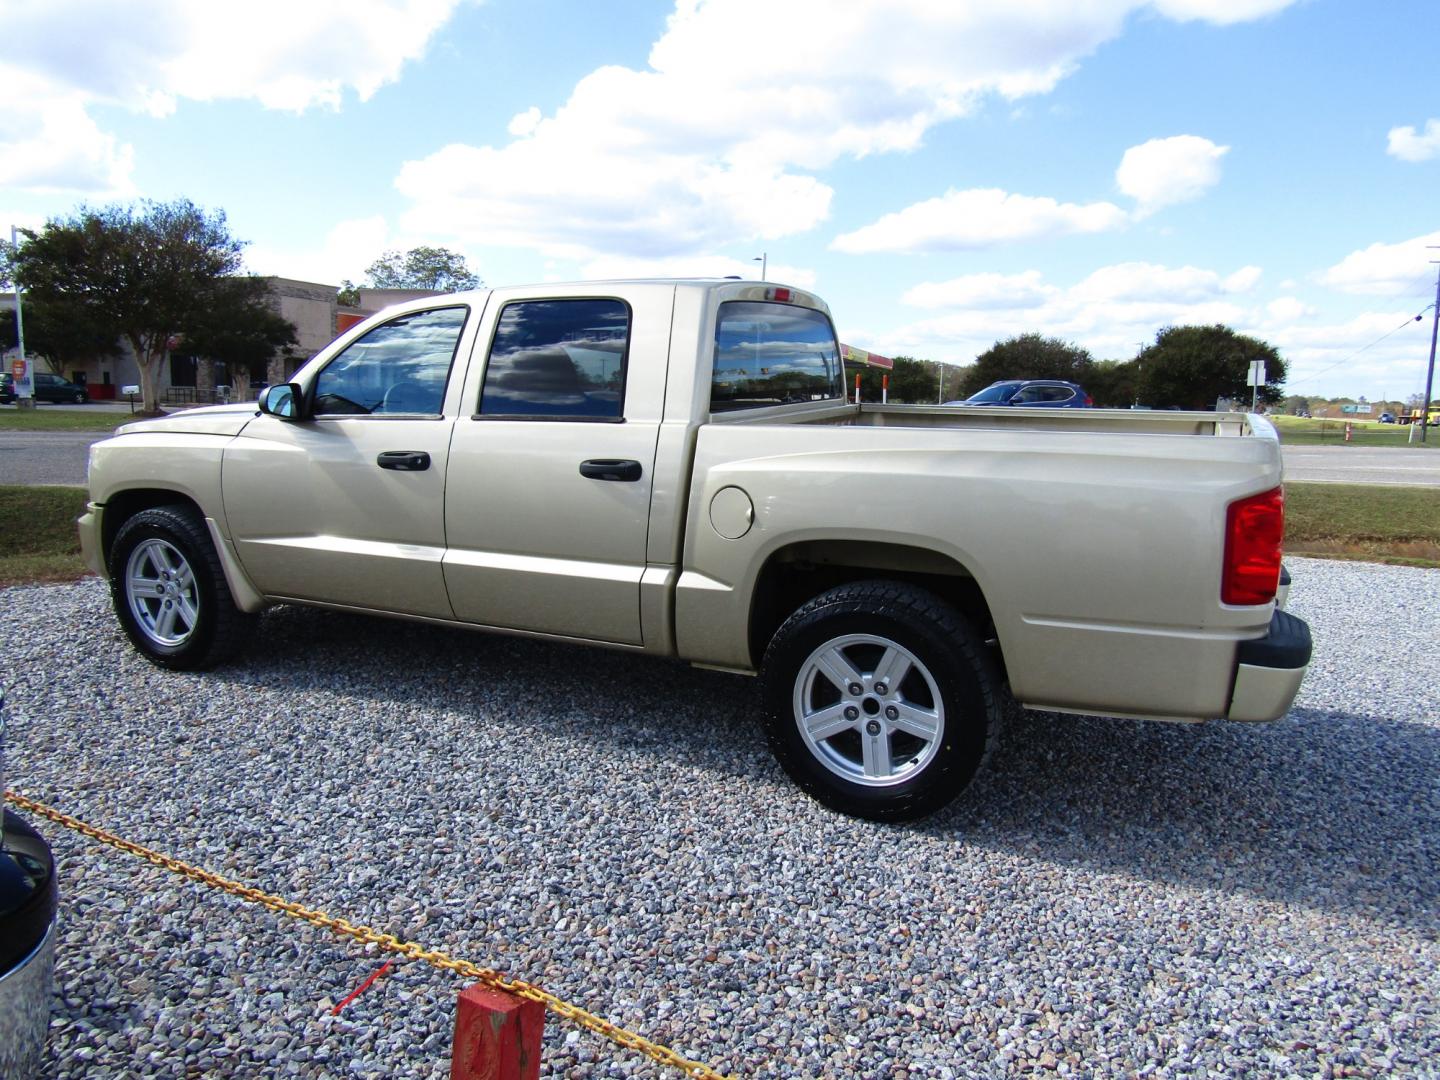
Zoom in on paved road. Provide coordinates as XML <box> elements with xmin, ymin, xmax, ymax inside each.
<box><xmin>2</xmin><ymin>414</ymin><xmax>1438</xmax><ymax>488</ymax></box>
<box><xmin>1282</xmin><ymin>445</ymin><xmax>1440</xmax><ymax>487</ymax></box>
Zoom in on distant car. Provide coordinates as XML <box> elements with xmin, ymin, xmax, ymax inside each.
<box><xmin>1378</xmin><ymin>411</ymin><xmax>1396</xmax><ymax>423</ymax></box>
<box><xmin>0</xmin><ymin>373</ymin><xmax>14</xmax><ymax>404</ymax></box>
<box><xmin>946</xmin><ymin>379</ymin><xmax>1093</xmax><ymax>408</ymax></box>
<box><xmin>32</xmin><ymin>372</ymin><xmax>89</xmax><ymax>404</ymax></box>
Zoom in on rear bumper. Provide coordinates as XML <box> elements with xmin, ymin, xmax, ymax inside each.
<box><xmin>1227</xmin><ymin>608</ymin><xmax>1312</xmax><ymax>722</ymax></box>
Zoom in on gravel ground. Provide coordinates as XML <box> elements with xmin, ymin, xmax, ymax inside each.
<box><xmin>2</xmin><ymin>555</ymin><xmax>1436</xmax><ymax>1078</ymax></box>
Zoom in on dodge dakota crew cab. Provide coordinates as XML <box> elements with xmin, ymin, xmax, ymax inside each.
<box><xmin>80</xmin><ymin>279</ymin><xmax>1312</xmax><ymax>820</ymax></box>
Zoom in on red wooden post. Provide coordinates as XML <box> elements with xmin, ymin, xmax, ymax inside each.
<box><xmin>450</xmin><ymin>985</ymin><xmax>544</xmax><ymax>1080</ymax></box>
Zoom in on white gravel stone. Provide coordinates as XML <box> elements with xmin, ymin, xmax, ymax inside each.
<box><xmin>1</xmin><ymin>556</ymin><xmax>1436</xmax><ymax>1077</ymax></box>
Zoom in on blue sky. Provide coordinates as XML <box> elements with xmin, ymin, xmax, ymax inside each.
<box><xmin>4</xmin><ymin>0</ymin><xmax>1438</xmax><ymax>401</ymax></box>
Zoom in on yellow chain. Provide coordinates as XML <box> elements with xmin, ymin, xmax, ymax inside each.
<box><xmin>4</xmin><ymin>790</ymin><xmax>732</xmax><ymax>1080</ymax></box>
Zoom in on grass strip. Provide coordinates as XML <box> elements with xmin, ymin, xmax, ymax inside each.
<box><xmin>0</xmin><ymin>485</ymin><xmax>90</xmax><ymax>586</ymax></box>
<box><xmin>1284</xmin><ymin>482</ymin><xmax>1440</xmax><ymax>567</ymax></box>
<box><xmin>0</xmin><ymin>409</ymin><xmax>134</xmax><ymax>432</ymax></box>
<box><xmin>1270</xmin><ymin>415</ymin><xmax>1439</xmax><ymax>448</ymax></box>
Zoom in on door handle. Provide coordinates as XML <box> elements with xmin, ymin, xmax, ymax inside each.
<box><xmin>579</xmin><ymin>458</ymin><xmax>643</xmax><ymax>482</ymax></box>
<box><xmin>377</xmin><ymin>450</ymin><xmax>431</xmax><ymax>472</ymax></box>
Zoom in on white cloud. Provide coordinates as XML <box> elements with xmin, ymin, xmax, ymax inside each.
<box><xmin>395</xmin><ymin>0</ymin><xmax>1293</xmax><ymax>261</ymax></box>
<box><xmin>879</xmin><ymin>260</ymin><xmax>1267</xmax><ymax>364</ymax></box>
<box><xmin>0</xmin><ymin>73</ymin><xmax>135</xmax><ymax>196</ymax></box>
<box><xmin>1151</xmin><ymin>0</ymin><xmax>1296</xmax><ymax>22</ymax></box>
<box><xmin>1386</xmin><ymin>119</ymin><xmax>1440</xmax><ymax>163</ymax></box>
<box><xmin>902</xmin><ymin>272</ymin><xmax>1056</xmax><ymax>310</ymax></box>
<box><xmin>0</xmin><ymin>0</ymin><xmax>462</xmax><ymax>195</ymax></box>
<box><xmin>578</xmin><ymin>253</ymin><xmax>816</xmax><ymax>289</ymax></box>
<box><xmin>1116</xmin><ymin>135</ymin><xmax>1229</xmax><ymax>215</ymax></box>
<box><xmin>245</xmin><ymin>214</ymin><xmax>400</xmax><ymax>285</ymax></box>
<box><xmin>832</xmin><ymin>189</ymin><xmax>1127</xmax><ymax>255</ymax></box>
<box><xmin>1319</xmin><ymin>230</ymin><xmax>1440</xmax><ymax>296</ymax></box>
<box><xmin>1072</xmin><ymin>261</ymin><xmax>1260</xmax><ymax>304</ymax></box>
<box><xmin>1265</xmin><ymin>297</ymin><xmax>1312</xmax><ymax>322</ymax></box>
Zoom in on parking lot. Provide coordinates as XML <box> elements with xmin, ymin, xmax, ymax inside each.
<box><xmin>3</xmin><ymin>556</ymin><xmax>1437</xmax><ymax>1077</ymax></box>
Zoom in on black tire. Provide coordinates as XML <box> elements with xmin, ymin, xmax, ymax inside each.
<box><xmin>108</xmin><ymin>504</ymin><xmax>254</xmax><ymax>670</ymax></box>
<box><xmin>760</xmin><ymin>581</ymin><xmax>1000</xmax><ymax>822</ymax></box>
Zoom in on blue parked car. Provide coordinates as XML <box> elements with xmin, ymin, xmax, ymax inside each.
<box><xmin>946</xmin><ymin>379</ymin><xmax>1093</xmax><ymax>408</ymax></box>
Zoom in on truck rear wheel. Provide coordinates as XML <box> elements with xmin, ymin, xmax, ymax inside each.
<box><xmin>761</xmin><ymin>581</ymin><xmax>999</xmax><ymax>822</ymax></box>
<box><xmin>108</xmin><ymin>505</ymin><xmax>253</xmax><ymax>671</ymax></box>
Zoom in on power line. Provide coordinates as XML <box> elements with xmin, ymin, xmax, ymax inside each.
<box><xmin>1286</xmin><ymin>305</ymin><xmax>1432</xmax><ymax>387</ymax></box>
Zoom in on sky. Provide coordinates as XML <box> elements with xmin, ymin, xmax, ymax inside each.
<box><xmin>3</xmin><ymin>0</ymin><xmax>1438</xmax><ymax>402</ymax></box>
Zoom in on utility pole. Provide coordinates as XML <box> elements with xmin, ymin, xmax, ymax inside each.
<box><xmin>1424</xmin><ymin>254</ymin><xmax>1440</xmax><ymax>445</ymax></box>
<box><xmin>9</xmin><ymin>225</ymin><xmax>33</xmax><ymax>411</ymax></box>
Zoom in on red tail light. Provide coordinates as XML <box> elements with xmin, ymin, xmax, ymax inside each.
<box><xmin>1084</xmin><ymin>394</ymin><xmax>1094</xmax><ymax>406</ymax></box>
<box><xmin>1222</xmin><ymin>487</ymin><xmax>1284</xmax><ymax>605</ymax></box>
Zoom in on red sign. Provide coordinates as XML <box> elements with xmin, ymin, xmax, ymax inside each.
<box><xmin>10</xmin><ymin>360</ymin><xmax>24</xmax><ymax>379</ymax></box>
<box><xmin>840</xmin><ymin>344</ymin><xmax>894</xmax><ymax>370</ymax></box>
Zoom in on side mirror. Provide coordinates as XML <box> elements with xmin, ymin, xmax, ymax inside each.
<box><xmin>258</xmin><ymin>383</ymin><xmax>303</xmax><ymax>420</ymax></box>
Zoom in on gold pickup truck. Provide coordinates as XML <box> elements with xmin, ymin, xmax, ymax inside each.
<box><xmin>79</xmin><ymin>280</ymin><xmax>1311</xmax><ymax>820</ymax></box>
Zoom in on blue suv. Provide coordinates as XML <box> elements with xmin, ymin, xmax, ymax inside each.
<box><xmin>947</xmin><ymin>379</ymin><xmax>1092</xmax><ymax>408</ymax></box>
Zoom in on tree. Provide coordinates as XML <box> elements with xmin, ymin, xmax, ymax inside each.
<box><xmin>1086</xmin><ymin>358</ymin><xmax>1141</xmax><ymax>408</ymax></box>
<box><xmin>957</xmin><ymin>333</ymin><xmax>1094</xmax><ymax>398</ymax></box>
<box><xmin>178</xmin><ymin>276</ymin><xmax>298</xmax><ymax>399</ymax></box>
<box><xmin>1281</xmin><ymin>394</ymin><xmax>1311</xmax><ymax>416</ymax></box>
<box><xmin>14</xmin><ymin>200</ymin><xmax>251</xmax><ymax>415</ymax></box>
<box><xmin>362</xmin><ymin>246</ymin><xmax>481</xmax><ymax>292</ymax></box>
<box><xmin>1</xmin><ymin>302</ymin><xmax>119</xmax><ymax>375</ymax></box>
<box><xmin>1135</xmin><ymin>325</ymin><xmax>1286</xmax><ymax>410</ymax></box>
<box><xmin>846</xmin><ymin>356</ymin><xmax>940</xmax><ymax>403</ymax></box>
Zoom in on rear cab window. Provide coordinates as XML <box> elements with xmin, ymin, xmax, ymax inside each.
<box><xmin>710</xmin><ymin>301</ymin><xmax>845</xmax><ymax>413</ymax></box>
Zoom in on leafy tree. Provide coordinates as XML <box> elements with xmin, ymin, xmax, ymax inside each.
<box><xmin>362</xmin><ymin>246</ymin><xmax>481</xmax><ymax>292</ymax></box>
<box><xmin>1086</xmin><ymin>358</ymin><xmax>1141</xmax><ymax>408</ymax></box>
<box><xmin>1</xmin><ymin>302</ymin><xmax>119</xmax><ymax>375</ymax></box>
<box><xmin>846</xmin><ymin>356</ymin><xmax>940</xmax><ymax>404</ymax></box>
<box><xmin>1136</xmin><ymin>325</ymin><xmax>1286</xmax><ymax>410</ymax></box>
<box><xmin>178</xmin><ymin>276</ymin><xmax>298</xmax><ymax>398</ymax></box>
<box><xmin>1281</xmin><ymin>394</ymin><xmax>1311</xmax><ymax>416</ymax></box>
<box><xmin>14</xmin><ymin>200</ymin><xmax>252</xmax><ymax>415</ymax></box>
<box><xmin>336</xmin><ymin>279</ymin><xmax>360</xmax><ymax>306</ymax></box>
<box><xmin>957</xmin><ymin>333</ymin><xmax>1094</xmax><ymax>398</ymax></box>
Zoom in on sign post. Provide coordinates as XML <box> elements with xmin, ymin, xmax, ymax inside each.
<box><xmin>1246</xmin><ymin>359</ymin><xmax>1266</xmax><ymax>412</ymax></box>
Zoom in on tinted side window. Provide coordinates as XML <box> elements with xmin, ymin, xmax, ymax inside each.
<box><xmin>479</xmin><ymin>299</ymin><xmax>629</xmax><ymax>419</ymax></box>
<box><xmin>313</xmin><ymin>307</ymin><xmax>467</xmax><ymax>417</ymax></box>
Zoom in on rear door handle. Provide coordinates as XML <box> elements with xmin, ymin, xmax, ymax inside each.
<box><xmin>579</xmin><ymin>458</ymin><xmax>643</xmax><ymax>482</ymax></box>
<box><xmin>377</xmin><ymin>450</ymin><xmax>431</xmax><ymax>472</ymax></box>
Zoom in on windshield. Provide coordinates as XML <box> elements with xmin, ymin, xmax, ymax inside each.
<box><xmin>965</xmin><ymin>383</ymin><xmax>1020</xmax><ymax>404</ymax></box>
<box><xmin>711</xmin><ymin>301</ymin><xmax>844</xmax><ymax>412</ymax></box>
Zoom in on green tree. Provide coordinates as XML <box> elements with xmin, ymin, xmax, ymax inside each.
<box><xmin>14</xmin><ymin>200</ymin><xmax>253</xmax><ymax>415</ymax></box>
<box><xmin>957</xmin><ymin>333</ymin><xmax>1094</xmax><ymax>398</ymax></box>
<box><xmin>1281</xmin><ymin>394</ymin><xmax>1311</xmax><ymax>416</ymax></box>
<box><xmin>178</xmin><ymin>276</ymin><xmax>298</xmax><ymax>398</ymax></box>
<box><xmin>1</xmin><ymin>302</ymin><xmax>119</xmax><ymax>376</ymax></box>
<box><xmin>1086</xmin><ymin>358</ymin><xmax>1141</xmax><ymax>408</ymax></box>
<box><xmin>363</xmin><ymin>246</ymin><xmax>481</xmax><ymax>292</ymax></box>
<box><xmin>1136</xmin><ymin>325</ymin><xmax>1286</xmax><ymax>410</ymax></box>
<box><xmin>845</xmin><ymin>356</ymin><xmax>940</xmax><ymax>403</ymax></box>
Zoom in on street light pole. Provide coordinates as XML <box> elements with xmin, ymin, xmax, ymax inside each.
<box><xmin>753</xmin><ymin>253</ymin><xmax>767</xmax><ymax>281</ymax></box>
<box><xmin>9</xmin><ymin>225</ymin><xmax>32</xmax><ymax>410</ymax></box>
<box><xmin>1423</xmin><ymin>259</ymin><xmax>1439</xmax><ymax>445</ymax></box>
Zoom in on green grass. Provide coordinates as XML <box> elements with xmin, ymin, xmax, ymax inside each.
<box><xmin>1285</xmin><ymin>482</ymin><xmax>1440</xmax><ymax>567</ymax></box>
<box><xmin>1270</xmin><ymin>414</ymin><xmax>1438</xmax><ymax>448</ymax></box>
<box><xmin>1</xmin><ymin>481</ymin><xmax>1435</xmax><ymax>590</ymax></box>
<box><xmin>0</xmin><ymin>408</ymin><xmax>132</xmax><ymax>432</ymax></box>
<box><xmin>0</xmin><ymin>485</ymin><xmax>91</xmax><ymax>586</ymax></box>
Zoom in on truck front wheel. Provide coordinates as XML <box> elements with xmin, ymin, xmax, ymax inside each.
<box><xmin>760</xmin><ymin>581</ymin><xmax>999</xmax><ymax>822</ymax></box>
<box><xmin>108</xmin><ymin>505</ymin><xmax>253</xmax><ymax>671</ymax></box>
